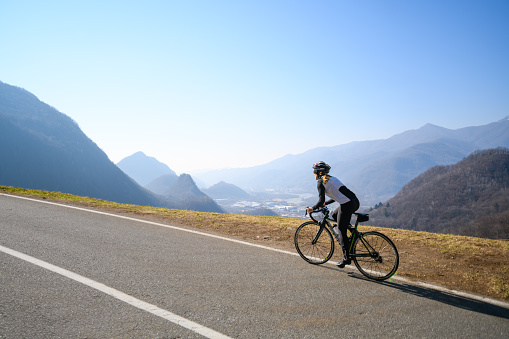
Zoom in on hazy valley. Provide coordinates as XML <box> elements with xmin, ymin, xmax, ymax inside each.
<box><xmin>1</xmin><ymin>80</ymin><xmax>508</xmax><ymax>238</ymax></box>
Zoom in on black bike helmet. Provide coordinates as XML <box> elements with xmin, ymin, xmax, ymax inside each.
<box><xmin>313</xmin><ymin>161</ymin><xmax>331</xmax><ymax>174</ymax></box>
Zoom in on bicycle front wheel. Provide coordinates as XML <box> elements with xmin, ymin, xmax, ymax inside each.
<box><xmin>294</xmin><ymin>221</ymin><xmax>334</xmax><ymax>265</ymax></box>
<box><xmin>352</xmin><ymin>231</ymin><xmax>399</xmax><ymax>280</ymax></box>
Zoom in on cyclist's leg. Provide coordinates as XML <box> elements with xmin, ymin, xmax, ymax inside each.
<box><xmin>333</xmin><ymin>199</ymin><xmax>359</xmax><ymax>264</ymax></box>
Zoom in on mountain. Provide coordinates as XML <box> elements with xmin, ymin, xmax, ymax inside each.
<box><xmin>165</xmin><ymin>174</ymin><xmax>207</xmax><ymax>200</ymax></box>
<box><xmin>145</xmin><ymin>174</ymin><xmax>179</xmax><ymax>195</ymax></box>
<box><xmin>193</xmin><ymin>118</ymin><xmax>509</xmax><ymax>205</ymax></box>
<box><xmin>203</xmin><ymin>181</ymin><xmax>250</xmax><ymax>200</ymax></box>
<box><xmin>367</xmin><ymin>148</ymin><xmax>509</xmax><ymax>239</ymax></box>
<box><xmin>117</xmin><ymin>151</ymin><xmax>177</xmax><ymax>186</ymax></box>
<box><xmin>347</xmin><ymin>138</ymin><xmax>473</xmax><ymax>203</ymax></box>
<box><xmin>116</xmin><ymin>152</ymin><xmax>223</xmax><ymax>213</ymax></box>
<box><xmin>0</xmin><ymin>80</ymin><xmax>222</xmax><ymax>213</ymax></box>
<box><xmin>164</xmin><ymin>174</ymin><xmax>224</xmax><ymax>213</ymax></box>
<box><xmin>0</xmin><ymin>81</ymin><xmax>165</xmax><ymax>207</ymax></box>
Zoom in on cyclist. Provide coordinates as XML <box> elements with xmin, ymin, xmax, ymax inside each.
<box><xmin>306</xmin><ymin>161</ymin><xmax>360</xmax><ymax>268</ymax></box>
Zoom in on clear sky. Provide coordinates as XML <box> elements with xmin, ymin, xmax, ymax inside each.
<box><xmin>1</xmin><ymin>0</ymin><xmax>508</xmax><ymax>174</ymax></box>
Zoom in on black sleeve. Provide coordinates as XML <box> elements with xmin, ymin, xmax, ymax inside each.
<box><xmin>339</xmin><ymin>185</ymin><xmax>357</xmax><ymax>201</ymax></box>
<box><xmin>312</xmin><ymin>180</ymin><xmax>326</xmax><ymax>210</ymax></box>
<box><xmin>324</xmin><ymin>199</ymin><xmax>335</xmax><ymax>205</ymax></box>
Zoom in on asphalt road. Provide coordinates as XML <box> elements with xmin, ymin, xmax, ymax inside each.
<box><xmin>1</xmin><ymin>193</ymin><xmax>508</xmax><ymax>338</ymax></box>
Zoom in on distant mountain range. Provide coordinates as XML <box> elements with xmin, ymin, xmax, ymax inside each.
<box><xmin>163</xmin><ymin>174</ymin><xmax>225</xmax><ymax>213</ymax></box>
<box><xmin>3</xmin><ymin>78</ymin><xmax>508</xmax><ymax>222</ymax></box>
<box><xmin>116</xmin><ymin>151</ymin><xmax>223</xmax><ymax>213</ymax></box>
<box><xmin>202</xmin><ymin>181</ymin><xmax>250</xmax><ymax>200</ymax></box>
<box><xmin>367</xmin><ymin>148</ymin><xmax>509</xmax><ymax>239</ymax></box>
<box><xmin>145</xmin><ymin>174</ymin><xmax>179</xmax><ymax>195</ymax></box>
<box><xmin>0</xmin><ymin>81</ymin><xmax>222</xmax><ymax>213</ymax></box>
<box><xmin>117</xmin><ymin>151</ymin><xmax>176</xmax><ymax>186</ymax></box>
<box><xmin>193</xmin><ymin>118</ymin><xmax>509</xmax><ymax>205</ymax></box>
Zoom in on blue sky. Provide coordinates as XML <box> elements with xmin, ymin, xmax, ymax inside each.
<box><xmin>1</xmin><ymin>0</ymin><xmax>508</xmax><ymax>173</ymax></box>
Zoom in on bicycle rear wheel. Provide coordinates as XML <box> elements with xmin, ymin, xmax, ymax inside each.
<box><xmin>352</xmin><ymin>231</ymin><xmax>399</xmax><ymax>280</ymax></box>
<box><xmin>294</xmin><ymin>221</ymin><xmax>334</xmax><ymax>264</ymax></box>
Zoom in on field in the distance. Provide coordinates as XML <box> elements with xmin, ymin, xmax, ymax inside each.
<box><xmin>2</xmin><ymin>186</ymin><xmax>508</xmax><ymax>301</ymax></box>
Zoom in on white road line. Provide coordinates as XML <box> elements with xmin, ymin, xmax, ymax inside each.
<box><xmin>0</xmin><ymin>244</ymin><xmax>232</xmax><ymax>339</ymax></box>
<box><xmin>2</xmin><ymin>192</ymin><xmax>509</xmax><ymax>310</ymax></box>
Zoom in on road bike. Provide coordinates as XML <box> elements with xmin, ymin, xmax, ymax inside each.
<box><xmin>294</xmin><ymin>206</ymin><xmax>399</xmax><ymax>281</ymax></box>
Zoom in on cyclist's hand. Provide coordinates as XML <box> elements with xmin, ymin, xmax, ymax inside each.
<box><xmin>305</xmin><ymin>207</ymin><xmax>314</xmax><ymax>214</ymax></box>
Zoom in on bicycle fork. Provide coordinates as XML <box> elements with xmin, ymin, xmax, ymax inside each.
<box><xmin>312</xmin><ymin>223</ymin><xmax>327</xmax><ymax>244</ymax></box>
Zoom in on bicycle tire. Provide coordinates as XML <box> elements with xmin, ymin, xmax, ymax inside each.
<box><xmin>351</xmin><ymin>231</ymin><xmax>399</xmax><ymax>280</ymax></box>
<box><xmin>294</xmin><ymin>221</ymin><xmax>334</xmax><ymax>265</ymax></box>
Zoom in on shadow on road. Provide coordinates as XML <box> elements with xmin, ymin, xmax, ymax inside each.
<box><xmin>345</xmin><ymin>271</ymin><xmax>509</xmax><ymax>320</ymax></box>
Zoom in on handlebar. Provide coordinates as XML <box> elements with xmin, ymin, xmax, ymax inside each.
<box><xmin>305</xmin><ymin>206</ymin><xmax>331</xmax><ymax>223</ymax></box>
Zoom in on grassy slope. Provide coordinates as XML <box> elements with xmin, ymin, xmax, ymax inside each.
<box><xmin>1</xmin><ymin>186</ymin><xmax>508</xmax><ymax>301</ymax></box>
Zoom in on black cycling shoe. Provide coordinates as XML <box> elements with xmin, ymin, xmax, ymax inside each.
<box><xmin>337</xmin><ymin>258</ymin><xmax>351</xmax><ymax>268</ymax></box>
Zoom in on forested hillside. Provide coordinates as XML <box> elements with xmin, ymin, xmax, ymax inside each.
<box><xmin>368</xmin><ymin>148</ymin><xmax>509</xmax><ymax>239</ymax></box>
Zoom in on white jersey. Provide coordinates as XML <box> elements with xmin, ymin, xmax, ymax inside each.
<box><xmin>323</xmin><ymin>176</ymin><xmax>352</xmax><ymax>204</ymax></box>
<box><xmin>312</xmin><ymin>175</ymin><xmax>357</xmax><ymax>210</ymax></box>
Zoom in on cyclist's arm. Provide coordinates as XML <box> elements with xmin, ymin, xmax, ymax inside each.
<box><xmin>312</xmin><ymin>180</ymin><xmax>327</xmax><ymax>210</ymax></box>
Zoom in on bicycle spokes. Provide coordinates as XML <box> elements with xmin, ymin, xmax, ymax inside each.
<box><xmin>351</xmin><ymin>231</ymin><xmax>399</xmax><ymax>281</ymax></box>
<box><xmin>294</xmin><ymin>221</ymin><xmax>335</xmax><ymax>265</ymax></box>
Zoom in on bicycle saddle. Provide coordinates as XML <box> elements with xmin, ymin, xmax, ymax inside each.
<box><xmin>354</xmin><ymin>213</ymin><xmax>369</xmax><ymax>222</ymax></box>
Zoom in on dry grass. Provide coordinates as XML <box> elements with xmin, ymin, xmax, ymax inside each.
<box><xmin>2</xmin><ymin>186</ymin><xmax>508</xmax><ymax>301</ymax></box>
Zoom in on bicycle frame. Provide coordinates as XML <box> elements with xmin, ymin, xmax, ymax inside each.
<box><xmin>308</xmin><ymin>209</ymin><xmax>333</xmax><ymax>245</ymax></box>
<box><xmin>300</xmin><ymin>206</ymin><xmax>399</xmax><ymax>280</ymax></box>
<box><xmin>309</xmin><ymin>207</ymin><xmax>377</xmax><ymax>259</ymax></box>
